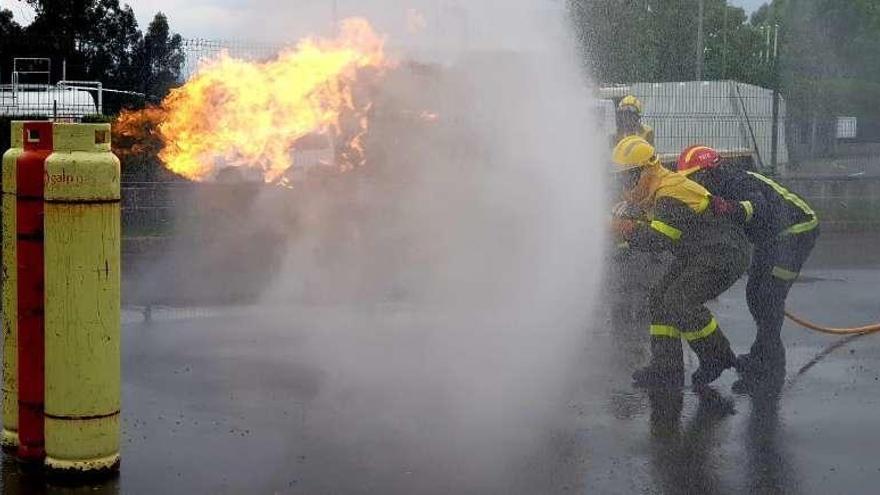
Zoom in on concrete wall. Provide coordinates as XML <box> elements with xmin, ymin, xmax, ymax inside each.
<box><xmin>785</xmin><ymin>177</ymin><xmax>880</xmax><ymax>233</ymax></box>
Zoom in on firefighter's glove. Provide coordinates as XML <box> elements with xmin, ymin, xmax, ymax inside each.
<box><xmin>611</xmin><ymin>218</ymin><xmax>637</xmax><ymax>241</ymax></box>
<box><xmin>710</xmin><ymin>196</ymin><xmax>739</xmax><ymax>217</ymax></box>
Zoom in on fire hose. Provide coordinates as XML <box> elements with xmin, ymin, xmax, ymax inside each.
<box><xmin>779</xmin><ymin>313</ymin><xmax>877</xmax><ymax>392</ymax></box>
<box><xmin>785</xmin><ymin>311</ymin><xmax>880</xmax><ymax>336</ymax></box>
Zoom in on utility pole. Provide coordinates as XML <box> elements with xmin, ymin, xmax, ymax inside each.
<box><xmin>770</xmin><ymin>24</ymin><xmax>781</xmax><ymax>175</ymax></box>
<box><xmin>695</xmin><ymin>0</ymin><xmax>705</xmax><ymax>81</ymax></box>
<box><xmin>721</xmin><ymin>5</ymin><xmax>729</xmax><ymax>79</ymax></box>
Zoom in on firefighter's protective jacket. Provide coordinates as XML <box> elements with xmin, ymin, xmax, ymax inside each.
<box><xmin>689</xmin><ymin>167</ymin><xmax>818</xmax><ymax>245</ymax></box>
<box><xmin>624</xmin><ymin>165</ymin><xmax>748</xmax><ymax>256</ymax></box>
<box><xmin>615</xmin><ymin>123</ymin><xmax>655</xmax><ymax>147</ymax></box>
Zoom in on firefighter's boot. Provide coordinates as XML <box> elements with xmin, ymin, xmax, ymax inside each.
<box><xmin>732</xmin><ymin>352</ymin><xmax>786</xmax><ymax>396</ymax></box>
<box><xmin>632</xmin><ymin>337</ymin><xmax>684</xmax><ymax>389</ymax></box>
<box><xmin>737</xmin><ymin>340</ymin><xmax>785</xmax><ymax>376</ymax></box>
<box><xmin>689</xmin><ymin>329</ymin><xmax>738</xmax><ymax>387</ymax></box>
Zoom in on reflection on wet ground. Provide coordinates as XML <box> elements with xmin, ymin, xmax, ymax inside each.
<box><xmin>0</xmin><ymin>234</ymin><xmax>878</xmax><ymax>493</ymax></box>
<box><xmin>584</xmin><ymin>232</ymin><xmax>880</xmax><ymax>494</ymax></box>
<box><xmin>0</xmin><ymin>455</ymin><xmax>119</xmax><ymax>495</ymax></box>
<box><xmin>640</xmin><ymin>358</ymin><xmax>793</xmax><ymax>495</ymax></box>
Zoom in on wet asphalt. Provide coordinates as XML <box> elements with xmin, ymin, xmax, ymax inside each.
<box><xmin>1</xmin><ymin>233</ymin><xmax>878</xmax><ymax>494</ymax></box>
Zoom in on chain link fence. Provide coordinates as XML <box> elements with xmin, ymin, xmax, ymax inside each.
<box><xmin>604</xmin><ymin>80</ymin><xmax>880</xmax><ymax>177</ymax></box>
<box><xmin>603</xmin><ymin>79</ymin><xmax>880</xmax><ymax>233</ymax></box>
<box><xmin>1</xmin><ymin>38</ymin><xmax>286</xmax><ymax>119</ymax></box>
<box><xmin>180</xmin><ymin>38</ymin><xmax>283</xmax><ymax>80</ymax></box>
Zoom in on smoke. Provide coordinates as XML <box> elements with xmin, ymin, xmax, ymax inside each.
<box><xmin>130</xmin><ymin>0</ymin><xmax>608</xmax><ymax>493</ymax></box>
<box><xmin>246</xmin><ymin>1</ymin><xmax>608</xmax><ymax>493</ymax></box>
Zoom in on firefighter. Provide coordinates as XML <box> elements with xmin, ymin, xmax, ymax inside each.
<box><xmin>675</xmin><ymin>146</ymin><xmax>819</xmax><ymax>374</ymax></box>
<box><xmin>615</xmin><ymin>95</ymin><xmax>655</xmax><ymax>145</ymax></box>
<box><xmin>608</xmin><ymin>95</ymin><xmax>659</xmax><ymax>322</ymax></box>
<box><xmin>611</xmin><ymin>136</ymin><xmax>750</xmax><ymax>388</ymax></box>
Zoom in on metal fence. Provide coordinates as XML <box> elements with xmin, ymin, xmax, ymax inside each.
<box><xmin>0</xmin><ymin>38</ymin><xmax>287</xmax><ymax>119</ymax></box>
<box><xmin>0</xmin><ymin>58</ymin><xmax>102</xmax><ymax>118</ymax></box>
<box><xmin>180</xmin><ymin>38</ymin><xmax>283</xmax><ymax>80</ymax></box>
<box><xmin>602</xmin><ymin>79</ymin><xmax>880</xmax><ymax>177</ymax></box>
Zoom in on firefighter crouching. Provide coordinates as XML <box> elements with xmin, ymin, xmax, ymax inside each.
<box><xmin>611</xmin><ymin>136</ymin><xmax>750</xmax><ymax>388</ymax></box>
<box><xmin>676</xmin><ymin>146</ymin><xmax>819</xmax><ymax>378</ymax></box>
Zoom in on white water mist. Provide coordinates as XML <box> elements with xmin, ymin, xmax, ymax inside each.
<box><xmin>249</xmin><ymin>1</ymin><xmax>608</xmax><ymax>493</ymax></box>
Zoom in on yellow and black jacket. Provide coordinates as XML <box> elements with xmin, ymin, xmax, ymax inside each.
<box><xmin>614</xmin><ymin>123</ymin><xmax>655</xmax><ymax>147</ymax></box>
<box><xmin>625</xmin><ymin>166</ymin><xmax>748</xmax><ymax>257</ymax></box>
<box><xmin>688</xmin><ymin>167</ymin><xmax>818</xmax><ymax>245</ymax></box>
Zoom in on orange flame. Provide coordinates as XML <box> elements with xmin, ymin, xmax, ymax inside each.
<box><xmin>118</xmin><ymin>18</ymin><xmax>390</xmax><ymax>183</ymax></box>
<box><xmin>114</xmin><ymin>106</ymin><xmax>165</xmax><ymax>157</ymax></box>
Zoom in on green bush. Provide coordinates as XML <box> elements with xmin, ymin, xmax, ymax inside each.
<box><xmin>81</xmin><ymin>114</ymin><xmax>114</xmax><ymax>124</ymax></box>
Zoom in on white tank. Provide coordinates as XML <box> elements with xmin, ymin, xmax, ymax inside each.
<box><xmin>0</xmin><ymin>86</ymin><xmax>98</xmax><ymax>118</ymax></box>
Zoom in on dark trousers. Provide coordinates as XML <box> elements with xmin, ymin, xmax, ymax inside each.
<box><xmin>746</xmin><ymin>228</ymin><xmax>819</xmax><ymax>349</ymax></box>
<box><xmin>650</xmin><ymin>252</ymin><xmax>746</xmax><ymax>332</ymax></box>
<box><xmin>648</xmin><ymin>245</ymin><xmax>750</xmax><ymax>366</ymax></box>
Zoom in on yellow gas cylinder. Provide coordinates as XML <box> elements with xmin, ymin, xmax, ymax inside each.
<box><xmin>43</xmin><ymin>123</ymin><xmax>121</xmax><ymax>475</ymax></box>
<box><xmin>1</xmin><ymin>121</ymin><xmax>24</xmax><ymax>450</ymax></box>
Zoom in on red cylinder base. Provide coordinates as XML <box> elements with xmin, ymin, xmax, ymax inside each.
<box><xmin>15</xmin><ymin>440</ymin><xmax>44</xmax><ymax>464</ymax></box>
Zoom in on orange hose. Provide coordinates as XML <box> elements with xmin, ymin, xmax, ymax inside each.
<box><xmin>785</xmin><ymin>311</ymin><xmax>880</xmax><ymax>335</ymax></box>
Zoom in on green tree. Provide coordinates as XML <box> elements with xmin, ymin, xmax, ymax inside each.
<box><xmin>87</xmin><ymin>1</ymin><xmax>143</xmax><ymax>86</ymax></box>
<box><xmin>702</xmin><ymin>1</ymin><xmax>771</xmax><ymax>84</ymax></box>
<box><xmin>570</xmin><ymin>0</ymin><xmax>658</xmax><ymax>83</ymax></box>
<box><xmin>0</xmin><ymin>8</ymin><xmax>25</xmax><ymax>83</ymax></box>
<box><xmin>23</xmin><ymin>0</ymin><xmax>141</xmax><ymax>85</ymax></box>
<box><xmin>134</xmin><ymin>13</ymin><xmax>185</xmax><ymax>102</ymax></box>
<box><xmin>569</xmin><ymin>0</ymin><xmax>772</xmax><ymax>84</ymax></box>
<box><xmin>757</xmin><ymin>0</ymin><xmax>880</xmax><ymax>154</ymax></box>
<box><xmin>0</xmin><ymin>8</ymin><xmax>20</xmax><ymax>36</ymax></box>
<box><xmin>8</xmin><ymin>1</ymin><xmax>183</xmax><ymax>106</ymax></box>
<box><xmin>745</xmin><ymin>0</ymin><xmax>880</xmax><ymax>157</ymax></box>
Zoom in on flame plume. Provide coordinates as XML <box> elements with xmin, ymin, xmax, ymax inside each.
<box><xmin>117</xmin><ymin>18</ymin><xmax>390</xmax><ymax>184</ymax></box>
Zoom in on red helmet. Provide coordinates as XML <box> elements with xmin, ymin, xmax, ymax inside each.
<box><xmin>677</xmin><ymin>145</ymin><xmax>721</xmax><ymax>175</ymax></box>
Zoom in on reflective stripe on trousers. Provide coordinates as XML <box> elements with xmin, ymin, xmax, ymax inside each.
<box><xmin>650</xmin><ymin>324</ymin><xmax>681</xmax><ymax>338</ymax></box>
<box><xmin>650</xmin><ymin>318</ymin><xmax>719</xmax><ymax>342</ymax></box>
<box><xmin>771</xmin><ymin>266</ymin><xmax>799</xmax><ymax>281</ymax></box>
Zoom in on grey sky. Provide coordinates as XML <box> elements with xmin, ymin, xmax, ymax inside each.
<box><xmin>728</xmin><ymin>0</ymin><xmax>766</xmax><ymax>14</ymax></box>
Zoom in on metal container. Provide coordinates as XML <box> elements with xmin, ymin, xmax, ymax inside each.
<box><xmin>15</xmin><ymin>121</ymin><xmax>53</xmax><ymax>463</ymax></box>
<box><xmin>43</xmin><ymin>123</ymin><xmax>121</xmax><ymax>475</ymax></box>
<box><xmin>1</xmin><ymin>121</ymin><xmax>25</xmax><ymax>450</ymax></box>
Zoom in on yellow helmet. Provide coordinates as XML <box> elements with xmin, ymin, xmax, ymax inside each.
<box><xmin>618</xmin><ymin>95</ymin><xmax>643</xmax><ymax>115</ymax></box>
<box><xmin>612</xmin><ymin>135</ymin><xmax>658</xmax><ymax>172</ymax></box>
